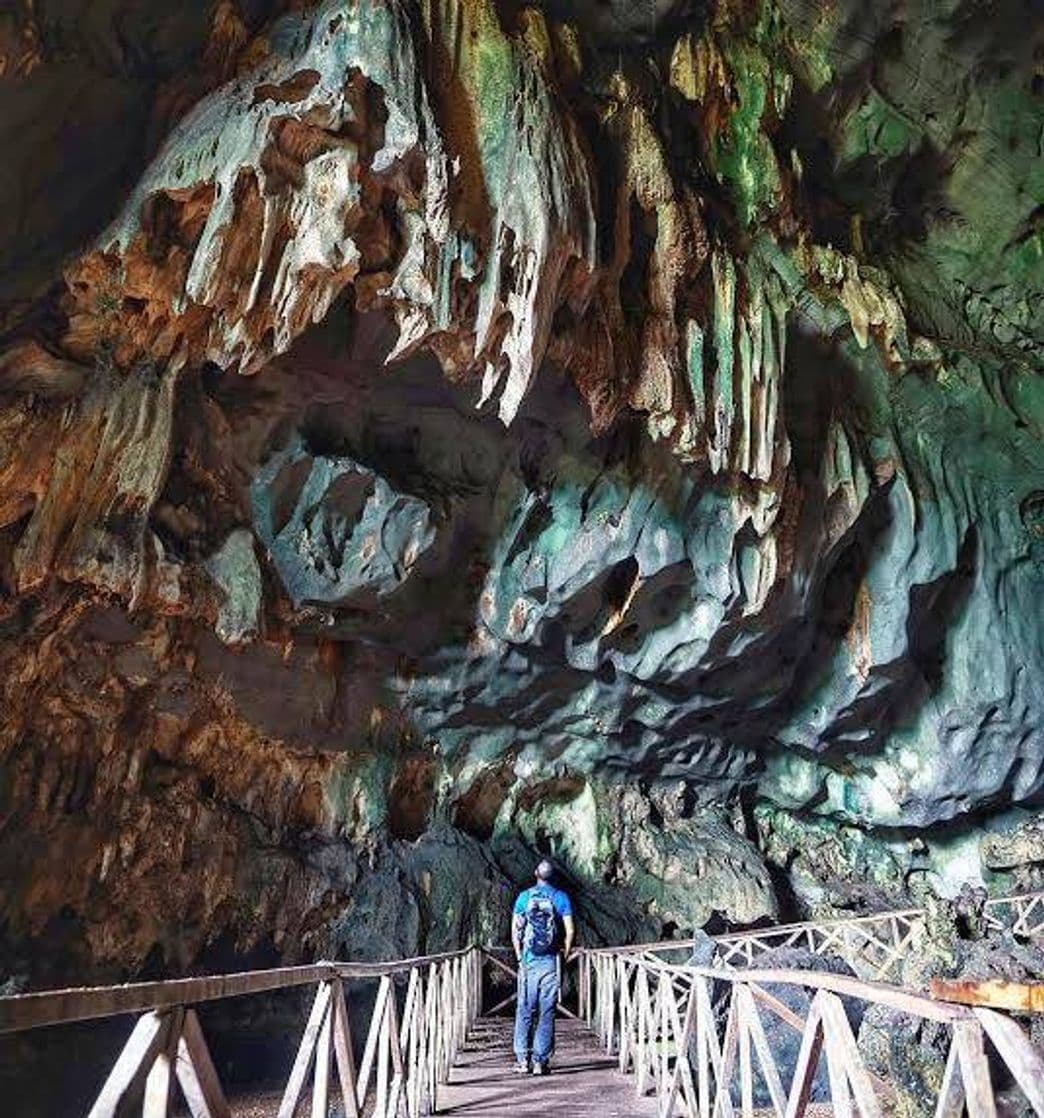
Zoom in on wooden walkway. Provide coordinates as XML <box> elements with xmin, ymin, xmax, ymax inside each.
<box><xmin>436</xmin><ymin>1016</ymin><xmax>659</xmax><ymax>1117</ymax></box>
<box><xmin>3</xmin><ymin>895</ymin><xmax>1044</xmax><ymax>1116</ymax></box>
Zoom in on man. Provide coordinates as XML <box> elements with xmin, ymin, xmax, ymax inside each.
<box><xmin>511</xmin><ymin>859</ymin><xmax>574</xmax><ymax>1076</ymax></box>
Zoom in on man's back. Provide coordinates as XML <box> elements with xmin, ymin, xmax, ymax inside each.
<box><xmin>514</xmin><ymin>882</ymin><xmax>572</xmax><ymax>963</ymax></box>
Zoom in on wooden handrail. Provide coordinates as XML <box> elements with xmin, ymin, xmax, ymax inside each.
<box><xmin>2</xmin><ymin>946</ymin><xmax>488</xmax><ymax>1117</ymax></box>
<box><xmin>574</xmin><ymin>948</ymin><xmax>974</xmax><ymax>1023</ymax></box>
<box><xmin>6</xmin><ymin>892</ymin><xmax>1043</xmax><ymax>1116</ymax></box>
<box><xmin>650</xmin><ymin>961</ymin><xmax>973</xmax><ymax>1023</ymax></box>
<box><xmin>579</xmin><ymin>889</ymin><xmax>1044</xmax><ymax>965</ymax></box>
<box><xmin>579</xmin><ymin>943</ymin><xmax>1044</xmax><ymax>1118</ymax></box>
<box><xmin>0</xmin><ymin>947</ymin><xmax>477</xmax><ymax>1035</ymax></box>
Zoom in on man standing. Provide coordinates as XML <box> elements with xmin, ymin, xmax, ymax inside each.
<box><xmin>512</xmin><ymin>860</ymin><xmax>574</xmax><ymax>1076</ymax></box>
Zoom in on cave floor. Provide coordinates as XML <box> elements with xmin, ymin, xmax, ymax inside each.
<box><xmin>435</xmin><ymin>1016</ymin><xmax>661</xmax><ymax>1116</ymax></box>
<box><xmin>210</xmin><ymin>1016</ymin><xmax>660</xmax><ymax>1116</ymax></box>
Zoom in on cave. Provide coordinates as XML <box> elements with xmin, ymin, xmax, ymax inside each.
<box><xmin>1</xmin><ymin>0</ymin><xmax>1043</xmax><ymax>1113</ymax></box>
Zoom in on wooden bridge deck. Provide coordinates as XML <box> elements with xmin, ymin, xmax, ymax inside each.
<box><xmin>3</xmin><ymin>894</ymin><xmax>1044</xmax><ymax>1117</ymax></box>
<box><xmin>435</xmin><ymin>1016</ymin><xmax>660</xmax><ymax>1117</ymax></box>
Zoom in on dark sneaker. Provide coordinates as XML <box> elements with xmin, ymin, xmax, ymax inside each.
<box><xmin>531</xmin><ymin>1062</ymin><xmax>549</xmax><ymax>1076</ymax></box>
<box><xmin>514</xmin><ymin>1061</ymin><xmax>530</xmax><ymax>1074</ymax></box>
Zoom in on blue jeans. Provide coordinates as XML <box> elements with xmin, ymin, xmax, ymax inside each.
<box><xmin>513</xmin><ymin>955</ymin><xmax>559</xmax><ymax>1065</ymax></box>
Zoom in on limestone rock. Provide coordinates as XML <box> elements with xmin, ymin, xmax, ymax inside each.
<box><xmin>205</xmin><ymin>528</ymin><xmax>263</xmax><ymax>644</ymax></box>
<box><xmin>252</xmin><ymin>437</ymin><xmax>436</xmax><ymax>609</ymax></box>
<box><xmin>1</xmin><ymin>0</ymin><xmax>1044</xmax><ymax>1040</ymax></box>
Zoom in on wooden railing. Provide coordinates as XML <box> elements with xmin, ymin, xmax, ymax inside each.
<box><xmin>5</xmin><ymin>892</ymin><xmax>1043</xmax><ymax>1115</ymax></box>
<box><xmin>607</xmin><ymin>892</ymin><xmax>1044</xmax><ymax>982</ymax></box>
<box><xmin>0</xmin><ymin>947</ymin><xmax>483</xmax><ymax>1118</ymax></box>
<box><xmin>480</xmin><ymin>946</ymin><xmax>578</xmax><ymax>1020</ymax></box>
<box><xmin>577</xmin><ymin>946</ymin><xmax>1044</xmax><ymax>1118</ymax></box>
<box><xmin>982</xmin><ymin>892</ymin><xmax>1044</xmax><ymax>937</ymax></box>
<box><xmin>716</xmin><ymin>908</ymin><xmax>925</xmax><ymax>980</ymax></box>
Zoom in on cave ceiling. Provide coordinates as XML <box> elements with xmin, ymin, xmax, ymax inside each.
<box><xmin>0</xmin><ymin>0</ymin><xmax>1043</xmax><ymax>972</ymax></box>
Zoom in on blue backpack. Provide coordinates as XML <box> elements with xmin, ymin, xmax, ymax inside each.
<box><xmin>523</xmin><ymin>890</ymin><xmax>558</xmax><ymax>956</ymax></box>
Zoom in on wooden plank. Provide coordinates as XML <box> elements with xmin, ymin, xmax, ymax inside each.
<box><xmin>934</xmin><ymin>1039</ymin><xmax>965</xmax><ymax>1118</ymax></box>
<box><xmin>738</xmin><ymin>986</ymin><xmax>786</xmax><ymax>1118</ymax></box>
<box><xmin>661</xmin><ymin>977</ymin><xmax>698</xmax><ymax>1118</ymax></box>
<box><xmin>277</xmin><ymin>983</ymin><xmax>331</xmax><ymax>1118</ymax></box>
<box><xmin>356</xmin><ymin>976</ymin><xmax>391</xmax><ymax>1111</ymax></box>
<box><xmin>713</xmin><ymin>991</ymin><xmax>740</xmax><ymax>1118</ymax></box>
<box><xmin>581</xmin><ymin>954</ymin><xmax>591</xmax><ymax>1023</ymax></box>
<box><xmin>486</xmin><ymin>991</ymin><xmax>518</xmax><ymax>1016</ymax></box>
<box><xmin>818</xmin><ymin>992</ymin><xmax>882</xmax><ymax>1118</ymax></box>
<box><xmin>375</xmin><ymin>988</ymin><xmax>391</xmax><ymax>1118</ymax></box>
<box><xmin>405</xmin><ymin>975</ymin><xmax>424</xmax><ymax>1118</ymax></box>
<box><xmin>975</xmin><ymin>1008</ymin><xmax>1044</xmax><ymax>1118</ymax></box>
<box><xmin>399</xmin><ymin>970</ymin><xmax>420</xmax><ymax>1055</ymax></box>
<box><xmin>603</xmin><ymin>961</ymin><xmax>612</xmax><ymax>1055</ymax></box>
<box><xmin>635</xmin><ymin>964</ymin><xmax>653</xmax><ymax>1096</ymax></box>
<box><xmin>438</xmin><ymin>959</ymin><xmax>453</xmax><ymax>1080</ymax></box>
<box><xmin>0</xmin><ymin>966</ymin><xmax>335</xmax><ymax>1035</ymax></box>
<box><xmin>933</xmin><ymin>978</ymin><xmax>1044</xmax><ymax>1012</ymax></box>
<box><xmin>423</xmin><ymin>965</ymin><xmax>439</xmax><ymax>1110</ymax></box>
<box><xmin>697</xmin><ymin>980</ymin><xmax>712</xmax><ymax>1118</ymax></box>
<box><xmin>176</xmin><ymin>1009</ymin><xmax>231</xmax><ymax>1118</ymax></box>
<box><xmin>747</xmin><ymin>983</ymin><xmax>805</xmax><ymax>1034</ymax></box>
<box><xmin>782</xmin><ymin>998</ymin><xmax>824</xmax><ymax>1118</ymax></box>
<box><xmin>0</xmin><ymin>948</ymin><xmax>480</xmax><ymax>1035</ymax></box>
<box><xmin>386</xmin><ymin>971</ymin><xmax>407</xmax><ymax>1118</ymax></box>
<box><xmin>954</xmin><ymin>1021</ymin><xmax>998</xmax><ymax>1118</ymax></box>
<box><xmin>696</xmin><ymin>975</ymin><xmax>734</xmax><ymax>1118</ymax></box>
<box><xmin>618</xmin><ymin>962</ymin><xmax>633</xmax><ymax>1074</ymax></box>
<box><xmin>820</xmin><ymin>1012</ymin><xmax>852</xmax><ymax>1118</ymax></box>
<box><xmin>483</xmin><ymin>951</ymin><xmax>519</xmax><ymax>982</ymax></box>
<box><xmin>664</xmin><ymin>965</ymin><xmax>970</xmax><ymax>1023</ymax></box>
<box><xmin>87</xmin><ymin>1010</ymin><xmax>171</xmax><ymax>1118</ymax></box>
<box><xmin>144</xmin><ymin>1007</ymin><xmax>184</xmax><ymax>1118</ymax></box>
<box><xmin>738</xmin><ymin>991</ymin><xmax>754</xmax><ymax>1118</ymax></box>
<box><xmin>330</xmin><ymin>982</ymin><xmax>360</xmax><ymax>1118</ymax></box>
<box><xmin>311</xmin><ymin>992</ymin><xmax>332</xmax><ymax>1118</ymax></box>
<box><xmin>658</xmin><ymin>974</ymin><xmax>671</xmax><ymax>1097</ymax></box>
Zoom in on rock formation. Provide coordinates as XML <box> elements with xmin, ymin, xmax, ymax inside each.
<box><xmin>0</xmin><ymin>0</ymin><xmax>1043</xmax><ymax>1006</ymax></box>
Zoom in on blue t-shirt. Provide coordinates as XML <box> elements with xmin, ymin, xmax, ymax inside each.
<box><xmin>513</xmin><ymin>884</ymin><xmax>573</xmax><ymax>964</ymax></box>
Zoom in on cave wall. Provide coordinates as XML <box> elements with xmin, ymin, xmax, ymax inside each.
<box><xmin>1</xmin><ymin>0</ymin><xmax>1043</xmax><ymax>993</ymax></box>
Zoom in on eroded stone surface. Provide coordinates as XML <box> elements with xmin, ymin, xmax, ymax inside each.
<box><xmin>0</xmin><ymin>0</ymin><xmax>1043</xmax><ymax>1012</ymax></box>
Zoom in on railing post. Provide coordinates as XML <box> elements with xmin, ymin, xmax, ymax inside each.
<box><xmin>424</xmin><ymin>961</ymin><xmax>439</xmax><ymax>1112</ymax></box>
<box><xmin>143</xmin><ymin>1005</ymin><xmax>183</xmax><ymax>1117</ymax></box>
<box><xmin>596</xmin><ymin>956</ymin><xmax>605</xmax><ymax>1041</ymax></box>
<box><xmin>86</xmin><ymin>1010</ymin><xmax>171</xmax><ymax>1118</ymax></box>
<box><xmin>178</xmin><ymin>1008</ymin><xmax>233</xmax><ymax>1118</ymax></box>
<box><xmin>86</xmin><ymin>1004</ymin><xmax>232</xmax><ymax>1118</ymax></box>
<box><xmin>578</xmin><ymin>952</ymin><xmax>588</xmax><ymax>1023</ymax></box>
<box><xmin>277</xmin><ymin>980</ymin><xmax>334</xmax><ymax>1118</ymax></box>
<box><xmin>472</xmin><ymin>948</ymin><xmax>480</xmax><ymax>1023</ymax></box>
<box><xmin>311</xmin><ymin>993</ymin><xmax>332</xmax><ymax>1118</ymax></box>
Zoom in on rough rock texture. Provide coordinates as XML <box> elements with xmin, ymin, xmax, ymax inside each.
<box><xmin>1</xmin><ymin>0</ymin><xmax>1044</xmax><ymax>1015</ymax></box>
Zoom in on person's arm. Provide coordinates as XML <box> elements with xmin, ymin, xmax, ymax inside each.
<box><xmin>562</xmin><ymin>914</ymin><xmax>575</xmax><ymax>961</ymax></box>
